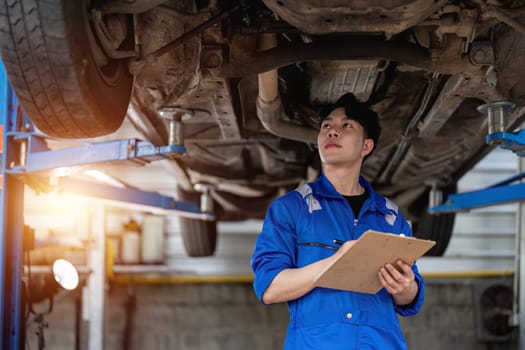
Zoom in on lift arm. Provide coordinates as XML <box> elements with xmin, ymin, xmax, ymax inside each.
<box><xmin>7</xmin><ymin>133</ymin><xmax>185</xmax><ymax>173</ymax></box>
<box><xmin>56</xmin><ymin>177</ymin><xmax>212</xmax><ymax>220</ymax></box>
<box><xmin>429</xmin><ymin>174</ymin><xmax>525</xmax><ymax>213</ymax></box>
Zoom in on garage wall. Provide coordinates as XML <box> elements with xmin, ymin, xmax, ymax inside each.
<box><xmin>25</xmin><ymin>279</ymin><xmax>515</xmax><ymax>350</ymax></box>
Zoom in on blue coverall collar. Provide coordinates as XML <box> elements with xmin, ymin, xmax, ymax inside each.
<box><xmin>315</xmin><ymin>174</ymin><xmax>396</xmax><ymax>216</ymax></box>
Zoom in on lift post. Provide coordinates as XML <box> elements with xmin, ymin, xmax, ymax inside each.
<box><xmin>0</xmin><ymin>95</ymin><xmax>26</xmax><ymax>349</ymax></box>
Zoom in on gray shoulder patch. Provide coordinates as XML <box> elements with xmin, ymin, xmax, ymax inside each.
<box><xmin>384</xmin><ymin>197</ymin><xmax>398</xmax><ymax>226</ymax></box>
<box><xmin>295</xmin><ymin>183</ymin><xmax>312</xmax><ymax>197</ymax></box>
<box><xmin>385</xmin><ymin>197</ymin><xmax>399</xmax><ymax>213</ymax></box>
<box><xmin>295</xmin><ymin>184</ymin><xmax>322</xmax><ymax>214</ymax></box>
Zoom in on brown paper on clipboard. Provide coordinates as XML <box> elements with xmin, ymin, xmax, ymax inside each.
<box><xmin>313</xmin><ymin>230</ymin><xmax>435</xmax><ymax>294</ymax></box>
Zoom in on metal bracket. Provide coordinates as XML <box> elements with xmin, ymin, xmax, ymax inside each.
<box><xmin>478</xmin><ymin>101</ymin><xmax>522</xmax><ymax>155</ymax></box>
<box><xmin>159</xmin><ymin>107</ymin><xmax>193</xmax><ymax>146</ymax></box>
<box><xmin>194</xmin><ymin>183</ymin><xmax>215</xmax><ymax>213</ymax></box>
<box><xmin>486</xmin><ymin>130</ymin><xmax>525</xmax><ymax>157</ymax></box>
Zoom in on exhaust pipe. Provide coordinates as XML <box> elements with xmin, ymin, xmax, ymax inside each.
<box><xmin>256</xmin><ymin>34</ymin><xmax>318</xmax><ymax>144</ymax></box>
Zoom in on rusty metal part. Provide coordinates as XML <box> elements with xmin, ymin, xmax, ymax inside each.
<box><xmin>307</xmin><ymin>60</ymin><xmax>384</xmax><ymax>104</ymax></box>
<box><xmin>220</xmin><ymin>39</ymin><xmax>484</xmax><ymax>77</ymax></box>
<box><xmin>482</xmin><ymin>5</ymin><xmax>525</xmax><ymax>35</ymax></box>
<box><xmin>130</xmin><ymin>5</ymin><xmax>239</xmax><ymax>73</ymax></box>
<box><xmin>100</xmin><ymin>0</ymin><xmax>166</xmax><ymax>14</ymax></box>
<box><xmin>469</xmin><ymin>41</ymin><xmax>494</xmax><ymax>66</ymax></box>
<box><xmin>91</xmin><ymin>10</ymin><xmax>137</xmax><ymax>59</ymax></box>
<box><xmin>262</xmin><ymin>0</ymin><xmax>448</xmax><ymax>37</ymax></box>
<box><xmin>417</xmin><ymin>75</ymin><xmax>466</xmax><ymax>138</ymax></box>
<box><xmin>257</xmin><ymin>34</ymin><xmax>279</xmax><ymax>102</ymax></box>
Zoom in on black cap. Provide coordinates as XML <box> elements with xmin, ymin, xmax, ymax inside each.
<box><xmin>319</xmin><ymin>93</ymin><xmax>381</xmax><ymax>155</ymax></box>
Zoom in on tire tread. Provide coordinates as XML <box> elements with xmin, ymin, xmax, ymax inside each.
<box><xmin>0</xmin><ymin>0</ymin><xmax>131</xmax><ymax>137</ymax></box>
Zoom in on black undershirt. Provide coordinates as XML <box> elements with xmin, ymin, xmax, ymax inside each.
<box><xmin>343</xmin><ymin>188</ymin><xmax>369</xmax><ymax>218</ymax></box>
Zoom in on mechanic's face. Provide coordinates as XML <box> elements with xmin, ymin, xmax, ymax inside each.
<box><xmin>317</xmin><ymin>107</ymin><xmax>374</xmax><ymax>167</ymax></box>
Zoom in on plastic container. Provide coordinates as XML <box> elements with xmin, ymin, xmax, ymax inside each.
<box><xmin>141</xmin><ymin>215</ymin><xmax>165</xmax><ymax>264</ymax></box>
<box><xmin>120</xmin><ymin>220</ymin><xmax>140</xmax><ymax>264</ymax></box>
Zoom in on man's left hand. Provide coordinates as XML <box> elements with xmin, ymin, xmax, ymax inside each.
<box><xmin>378</xmin><ymin>260</ymin><xmax>418</xmax><ymax>306</ymax></box>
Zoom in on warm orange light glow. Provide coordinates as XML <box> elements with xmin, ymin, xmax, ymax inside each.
<box><xmin>25</xmin><ymin>189</ymin><xmax>93</xmax><ymax>240</ymax></box>
<box><xmin>83</xmin><ymin>169</ymin><xmax>127</xmax><ymax>188</ymax></box>
<box><xmin>50</xmin><ymin>166</ymin><xmax>77</xmax><ymax>178</ymax></box>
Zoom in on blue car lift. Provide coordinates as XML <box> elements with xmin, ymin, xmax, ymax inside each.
<box><xmin>429</xmin><ymin>101</ymin><xmax>525</xmax><ymax>348</ymax></box>
<box><xmin>429</xmin><ymin>101</ymin><xmax>525</xmax><ymax>214</ymax></box>
<box><xmin>0</xmin><ymin>67</ymin><xmax>213</xmax><ymax>349</ymax></box>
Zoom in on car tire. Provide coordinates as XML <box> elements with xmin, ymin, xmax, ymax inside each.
<box><xmin>177</xmin><ymin>187</ymin><xmax>217</xmax><ymax>257</ymax></box>
<box><xmin>0</xmin><ymin>0</ymin><xmax>133</xmax><ymax>138</ymax></box>
<box><xmin>414</xmin><ymin>211</ymin><xmax>455</xmax><ymax>256</ymax></box>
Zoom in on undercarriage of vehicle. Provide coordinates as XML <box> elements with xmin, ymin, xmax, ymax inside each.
<box><xmin>1</xmin><ymin>0</ymin><xmax>525</xmax><ymax>255</ymax></box>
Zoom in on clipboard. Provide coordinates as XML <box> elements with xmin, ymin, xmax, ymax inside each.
<box><xmin>313</xmin><ymin>230</ymin><xmax>435</xmax><ymax>294</ymax></box>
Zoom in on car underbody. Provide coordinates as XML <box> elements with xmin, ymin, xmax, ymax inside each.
<box><xmin>1</xmin><ymin>0</ymin><xmax>525</xmax><ymax>255</ymax></box>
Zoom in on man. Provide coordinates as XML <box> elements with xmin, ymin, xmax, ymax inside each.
<box><xmin>251</xmin><ymin>93</ymin><xmax>424</xmax><ymax>349</ymax></box>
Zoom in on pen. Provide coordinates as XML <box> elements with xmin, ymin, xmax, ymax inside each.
<box><xmin>333</xmin><ymin>239</ymin><xmax>345</xmax><ymax>245</ymax></box>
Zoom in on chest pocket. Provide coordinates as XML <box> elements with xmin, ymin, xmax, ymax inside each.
<box><xmin>297</xmin><ymin>240</ymin><xmax>337</xmax><ymax>266</ymax></box>
<box><xmin>298</xmin><ymin>241</ymin><xmax>338</xmax><ymax>251</ymax></box>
